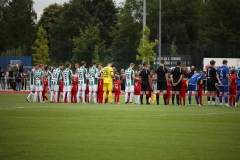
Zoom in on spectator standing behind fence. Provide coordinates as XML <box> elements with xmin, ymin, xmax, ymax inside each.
<box><xmin>15</xmin><ymin>71</ymin><xmax>21</xmax><ymax>91</ymax></box>
<box><xmin>0</xmin><ymin>68</ymin><xmax>6</xmax><ymax>90</ymax></box>
<box><xmin>18</xmin><ymin>62</ymin><xmax>23</xmax><ymax>73</ymax></box>
<box><xmin>8</xmin><ymin>67</ymin><xmax>13</xmax><ymax>90</ymax></box>
<box><xmin>5</xmin><ymin>68</ymin><xmax>10</xmax><ymax>90</ymax></box>
<box><xmin>21</xmin><ymin>71</ymin><xmax>27</xmax><ymax>90</ymax></box>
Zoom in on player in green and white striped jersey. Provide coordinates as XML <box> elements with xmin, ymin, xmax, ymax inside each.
<box><xmin>26</xmin><ymin>63</ymin><xmax>39</xmax><ymax>102</ymax></box>
<box><xmin>124</xmin><ymin>63</ymin><xmax>136</xmax><ymax>104</ymax></box>
<box><xmin>75</xmin><ymin>61</ymin><xmax>88</xmax><ymax>103</ymax></box>
<box><xmin>88</xmin><ymin>61</ymin><xmax>98</xmax><ymax>103</ymax></box>
<box><xmin>34</xmin><ymin>64</ymin><xmax>44</xmax><ymax>103</ymax></box>
<box><xmin>62</xmin><ymin>62</ymin><xmax>74</xmax><ymax>103</ymax></box>
<box><xmin>50</xmin><ymin>64</ymin><xmax>63</xmax><ymax>102</ymax></box>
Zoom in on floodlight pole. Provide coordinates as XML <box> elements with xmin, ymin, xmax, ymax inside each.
<box><xmin>158</xmin><ymin>0</ymin><xmax>162</xmax><ymax>62</ymax></box>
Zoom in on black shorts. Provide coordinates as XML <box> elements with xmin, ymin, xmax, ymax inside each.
<box><xmin>141</xmin><ymin>81</ymin><xmax>150</xmax><ymax>92</ymax></box>
<box><xmin>207</xmin><ymin>80</ymin><xmax>216</xmax><ymax>91</ymax></box>
<box><xmin>157</xmin><ymin>80</ymin><xmax>167</xmax><ymax>90</ymax></box>
<box><xmin>172</xmin><ymin>83</ymin><xmax>181</xmax><ymax>91</ymax></box>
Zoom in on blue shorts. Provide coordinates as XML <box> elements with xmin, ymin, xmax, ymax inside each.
<box><xmin>237</xmin><ymin>86</ymin><xmax>240</xmax><ymax>92</ymax></box>
<box><xmin>218</xmin><ymin>85</ymin><xmax>229</xmax><ymax>93</ymax></box>
<box><xmin>188</xmin><ymin>84</ymin><xmax>197</xmax><ymax>92</ymax></box>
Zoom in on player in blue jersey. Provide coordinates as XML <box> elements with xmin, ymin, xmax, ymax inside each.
<box><xmin>235</xmin><ymin>67</ymin><xmax>240</xmax><ymax>107</ymax></box>
<box><xmin>216</xmin><ymin>60</ymin><xmax>230</xmax><ymax>107</ymax></box>
<box><xmin>187</xmin><ymin>71</ymin><xmax>206</xmax><ymax>106</ymax></box>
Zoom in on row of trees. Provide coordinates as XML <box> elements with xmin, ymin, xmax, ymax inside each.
<box><xmin>1</xmin><ymin>0</ymin><xmax>240</xmax><ymax>69</ymax></box>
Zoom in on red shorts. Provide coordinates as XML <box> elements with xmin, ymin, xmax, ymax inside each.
<box><xmin>134</xmin><ymin>91</ymin><xmax>140</xmax><ymax>95</ymax></box>
<box><xmin>179</xmin><ymin>93</ymin><xmax>186</xmax><ymax>98</ymax></box>
<box><xmin>230</xmin><ymin>86</ymin><xmax>237</xmax><ymax>94</ymax></box>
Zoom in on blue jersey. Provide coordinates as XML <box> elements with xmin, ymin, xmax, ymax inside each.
<box><xmin>217</xmin><ymin>66</ymin><xmax>229</xmax><ymax>85</ymax></box>
<box><xmin>189</xmin><ymin>73</ymin><xmax>204</xmax><ymax>85</ymax></box>
<box><xmin>237</xmin><ymin>67</ymin><xmax>240</xmax><ymax>86</ymax></box>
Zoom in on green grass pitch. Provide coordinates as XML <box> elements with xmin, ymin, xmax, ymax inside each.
<box><xmin>0</xmin><ymin>94</ymin><xmax>240</xmax><ymax>160</ymax></box>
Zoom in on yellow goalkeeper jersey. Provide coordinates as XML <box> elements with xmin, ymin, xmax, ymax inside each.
<box><xmin>101</xmin><ymin>66</ymin><xmax>114</xmax><ymax>83</ymax></box>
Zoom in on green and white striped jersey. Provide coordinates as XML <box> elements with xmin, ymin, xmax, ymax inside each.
<box><xmin>63</xmin><ymin>68</ymin><xmax>72</xmax><ymax>86</ymax></box>
<box><xmin>51</xmin><ymin>68</ymin><xmax>63</xmax><ymax>85</ymax></box>
<box><xmin>76</xmin><ymin>66</ymin><xmax>87</xmax><ymax>84</ymax></box>
<box><xmin>89</xmin><ymin>66</ymin><xmax>98</xmax><ymax>85</ymax></box>
<box><xmin>47</xmin><ymin>70</ymin><xmax>52</xmax><ymax>86</ymax></box>
<box><xmin>35</xmin><ymin>69</ymin><xmax>44</xmax><ymax>86</ymax></box>
<box><xmin>125</xmin><ymin>68</ymin><xmax>134</xmax><ymax>86</ymax></box>
<box><xmin>30</xmin><ymin>68</ymin><xmax>35</xmax><ymax>85</ymax></box>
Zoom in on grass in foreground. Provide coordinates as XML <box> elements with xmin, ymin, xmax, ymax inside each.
<box><xmin>0</xmin><ymin>94</ymin><xmax>240</xmax><ymax>160</ymax></box>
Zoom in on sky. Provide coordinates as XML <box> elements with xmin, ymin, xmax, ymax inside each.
<box><xmin>33</xmin><ymin>0</ymin><xmax>125</xmax><ymax>21</ymax></box>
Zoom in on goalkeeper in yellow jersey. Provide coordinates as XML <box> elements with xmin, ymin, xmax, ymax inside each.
<box><xmin>101</xmin><ymin>61</ymin><xmax>114</xmax><ymax>104</ymax></box>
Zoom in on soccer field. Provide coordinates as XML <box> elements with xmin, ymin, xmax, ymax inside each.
<box><xmin>0</xmin><ymin>94</ymin><xmax>240</xmax><ymax>160</ymax></box>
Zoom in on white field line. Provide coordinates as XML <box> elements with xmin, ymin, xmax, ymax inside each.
<box><xmin>0</xmin><ymin>112</ymin><xmax>240</xmax><ymax>119</ymax></box>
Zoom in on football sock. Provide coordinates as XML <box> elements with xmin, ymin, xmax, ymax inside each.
<box><xmin>229</xmin><ymin>97</ymin><xmax>232</xmax><ymax>106</ymax></box>
<box><xmin>219</xmin><ymin>95</ymin><xmax>222</xmax><ymax>104</ymax></box>
<box><xmin>27</xmin><ymin>92</ymin><xmax>32</xmax><ymax>99</ymax></box>
<box><xmin>89</xmin><ymin>92</ymin><xmax>92</xmax><ymax>103</ymax></box>
<box><xmin>207</xmin><ymin>96</ymin><xmax>210</xmax><ymax>101</ymax></box>
<box><xmin>140</xmin><ymin>94</ymin><xmax>143</xmax><ymax>104</ymax></box>
<box><xmin>146</xmin><ymin>94</ymin><xmax>149</xmax><ymax>104</ymax></box>
<box><xmin>93</xmin><ymin>93</ymin><xmax>97</xmax><ymax>103</ymax></box>
<box><xmin>176</xmin><ymin>94</ymin><xmax>180</xmax><ymax>105</ymax></box>
<box><xmin>156</xmin><ymin>93</ymin><xmax>159</xmax><ymax>104</ymax></box>
<box><xmin>50</xmin><ymin>91</ymin><xmax>54</xmax><ymax>101</ymax></box>
<box><xmin>125</xmin><ymin>93</ymin><xmax>128</xmax><ymax>103</ymax></box>
<box><xmin>163</xmin><ymin>94</ymin><xmax>167</xmax><ymax>105</ymax></box>
<box><xmin>199</xmin><ymin>97</ymin><xmax>202</xmax><ymax>105</ymax></box>
<box><xmin>67</xmin><ymin>91</ymin><xmax>70</xmax><ymax>102</ymax></box>
<box><xmin>172</xmin><ymin>94</ymin><xmax>175</xmax><ymax>104</ymax></box>
<box><xmin>55</xmin><ymin>92</ymin><xmax>58</xmax><ymax>102</ymax></box>
<box><xmin>82</xmin><ymin>91</ymin><xmax>85</xmax><ymax>103</ymax></box>
<box><xmin>77</xmin><ymin>91</ymin><xmax>80</xmax><ymax>103</ymax></box>
<box><xmin>212</xmin><ymin>97</ymin><xmax>216</xmax><ymax>105</ymax></box>
<box><xmin>108</xmin><ymin>91</ymin><xmax>113</xmax><ymax>103</ymax></box>
<box><xmin>195</xmin><ymin>95</ymin><xmax>199</xmax><ymax>105</ymax></box>
<box><xmin>224</xmin><ymin>94</ymin><xmax>228</xmax><ymax>104</ymax></box>
<box><xmin>39</xmin><ymin>92</ymin><xmax>42</xmax><ymax>102</ymax></box>
<box><xmin>188</xmin><ymin>94</ymin><xmax>191</xmax><ymax>104</ymax></box>
<box><xmin>34</xmin><ymin>92</ymin><xmax>38</xmax><ymax>102</ymax></box>
<box><xmin>130</xmin><ymin>93</ymin><xmax>133</xmax><ymax>103</ymax></box>
<box><xmin>180</xmin><ymin>98</ymin><xmax>182</xmax><ymax>105</ymax></box>
<box><xmin>63</xmin><ymin>91</ymin><xmax>66</xmax><ymax>102</ymax></box>
<box><xmin>103</xmin><ymin>91</ymin><xmax>106</xmax><ymax>103</ymax></box>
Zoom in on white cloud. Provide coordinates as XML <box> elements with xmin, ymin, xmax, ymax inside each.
<box><xmin>33</xmin><ymin>0</ymin><xmax>125</xmax><ymax>21</ymax></box>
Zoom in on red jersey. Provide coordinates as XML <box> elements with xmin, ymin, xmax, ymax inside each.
<box><xmin>98</xmin><ymin>78</ymin><xmax>103</xmax><ymax>91</ymax></box>
<box><xmin>167</xmin><ymin>82</ymin><xmax>172</xmax><ymax>98</ymax></box>
<box><xmin>85</xmin><ymin>79</ymin><xmax>89</xmax><ymax>94</ymax></box>
<box><xmin>72</xmin><ymin>78</ymin><xmax>78</xmax><ymax>92</ymax></box>
<box><xmin>43</xmin><ymin>79</ymin><xmax>48</xmax><ymax>91</ymax></box>
<box><xmin>134</xmin><ymin>80</ymin><xmax>141</xmax><ymax>92</ymax></box>
<box><xmin>180</xmin><ymin>79</ymin><xmax>187</xmax><ymax>95</ymax></box>
<box><xmin>114</xmin><ymin>80</ymin><xmax>121</xmax><ymax>93</ymax></box>
<box><xmin>198</xmin><ymin>82</ymin><xmax>204</xmax><ymax>97</ymax></box>
<box><xmin>60</xmin><ymin>80</ymin><xmax>63</xmax><ymax>92</ymax></box>
<box><xmin>230</xmin><ymin>74</ymin><xmax>236</xmax><ymax>87</ymax></box>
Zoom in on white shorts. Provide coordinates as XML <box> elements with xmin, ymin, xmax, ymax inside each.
<box><xmin>89</xmin><ymin>85</ymin><xmax>98</xmax><ymax>92</ymax></box>
<box><xmin>51</xmin><ymin>85</ymin><xmax>59</xmax><ymax>92</ymax></box>
<box><xmin>63</xmin><ymin>85</ymin><xmax>72</xmax><ymax>92</ymax></box>
<box><xmin>30</xmin><ymin>85</ymin><xmax>35</xmax><ymax>91</ymax></box>
<box><xmin>78</xmin><ymin>84</ymin><xmax>86</xmax><ymax>91</ymax></box>
<box><xmin>35</xmin><ymin>86</ymin><xmax>43</xmax><ymax>91</ymax></box>
<box><xmin>125</xmin><ymin>86</ymin><xmax>134</xmax><ymax>93</ymax></box>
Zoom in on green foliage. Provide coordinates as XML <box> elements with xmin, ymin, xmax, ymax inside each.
<box><xmin>93</xmin><ymin>45</ymin><xmax>100</xmax><ymax>65</ymax></box>
<box><xmin>0</xmin><ymin>0</ymin><xmax>37</xmax><ymax>55</ymax></box>
<box><xmin>72</xmin><ymin>23</ymin><xmax>104</xmax><ymax>66</ymax></box>
<box><xmin>171</xmin><ymin>45</ymin><xmax>178</xmax><ymax>56</ymax></box>
<box><xmin>136</xmin><ymin>26</ymin><xmax>158</xmax><ymax>63</ymax></box>
<box><xmin>32</xmin><ymin>27</ymin><xmax>50</xmax><ymax>64</ymax></box>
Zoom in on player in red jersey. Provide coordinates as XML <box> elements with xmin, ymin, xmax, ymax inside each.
<box><xmin>57</xmin><ymin>79</ymin><xmax>64</xmax><ymax>103</ymax></box>
<box><xmin>42</xmin><ymin>77</ymin><xmax>48</xmax><ymax>101</ymax></box>
<box><xmin>134</xmin><ymin>76</ymin><xmax>141</xmax><ymax>104</ymax></box>
<box><xmin>166</xmin><ymin>80</ymin><xmax>172</xmax><ymax>105</ymax></box>
<box><xmin>97</xmin><ymin>78</ymin><xmax>104</xmax><ymax>103</ymax></box>
<box><xmin>229</xmin><ymin>69</ymin><xmax>237</xmax><ymax>106</ymax></box>
<box><xmin>114</xmin><ymin>75</ymin><xmax>121</xmax><ymax>104</ymax></box>
<box><xmin>179</xmin><ymin>78</ymin><xmax>187</xmax><ymax>105</ymax></box>
<box><xmin>198</xmin><ymin>80</ymin><xmax>204</xmax><ymax>105</ymax></box>
<box><xmin>85</xmin><ymin>79</ymin><xmax>89</xmax><ymax>103</ymax></box>
<box><xmin>71</xmin><ymin>77</ymin><xmax>78</xmax><ymax>103</ymax></box>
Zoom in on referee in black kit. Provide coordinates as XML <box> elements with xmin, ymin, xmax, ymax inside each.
<box><xmin>139</xmin><ymin>62</ymin><xmax>152</xmax><ymax>105</ymax></box>
<box><xmin>206</xmin><ymin>60</ymin><xmax>217</xmax><ymax>106</ymax></box>
<box><xmin>155</xmin><ymin>60</ymin><xmax>168</xmax><ymax>105</ymax></box>
<box><xmin>171</xmin><ymin>61</ymin><xmax>183</xmax><ymax>105</ymax></box>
